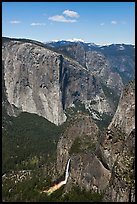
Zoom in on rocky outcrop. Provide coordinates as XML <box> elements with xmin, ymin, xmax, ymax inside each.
<box><xmin>56</xmin><ymin>113</ymin><xmax>111</xmax><ymax>192</ymax></box>
<box><xmin>103</xmin><ymin>129</ymin><xmax>135</xmax><ymax>202</ymax></box>
<box><xmin>57</xmin><ymin>113</ymin><xmax>99</xmax><ymax>173</ymax></box>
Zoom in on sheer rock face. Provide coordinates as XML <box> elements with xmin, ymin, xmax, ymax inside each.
<box><xmin>108</xmin><ymin>80</ymin><xmax>135</xmax><ymax>136</ymax></box>
<box><xmin>2</xmin><ymin>38</ymin><xmax>114</xmax><ymax>125</ymax></box>
<box><xmin>2</xmin><ymin>40</ymin><xmax>66</xmax><ymax>125</ymax></box>
<box><xmin>102</xmin><ymin>80</ymin><xmax>135</xmax><ymax>202</ymax></box>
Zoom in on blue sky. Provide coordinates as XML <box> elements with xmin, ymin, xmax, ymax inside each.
<box><xmin>2</xmin><ymin>2</ymin><xmax>135</xmax><ymax>45</ymax></box>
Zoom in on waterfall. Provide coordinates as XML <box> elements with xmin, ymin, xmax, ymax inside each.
<box><xmin>64</xmin><ymin>158</ymin><xmax>71</xmax><ymax>183</ymax></box>
<box><xmin>42</xmin><ymin>158</ymin><xmax>71</xmax><ymax>195</ymax></box>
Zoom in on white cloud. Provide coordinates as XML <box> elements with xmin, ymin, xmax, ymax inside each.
<box><xmin>63</xmin><ymin>10</ymin><xmax>79</xmax><ymax>18</ymax></box>
<box><xmin>100</xmin><ymin>22</ymin><xmax>105</xmax><ymax>26</ymax></box>
<box><xmin>111</xmin><ymin>20</ymin><xmax>117</xmax><ymax>25</ymax></box>
<box><xmin>48</xmin><ymin>15</ymin><xmax>77</xmax><ymax>23</ymax></box>
<box><xmin>31</xmin><ymin>22</ymin><xmax>46</xmax><ymax>26</ymax></box>
<box><xmin>10</xmin><ymin>20</ymin><xmax>21</xmax><ymax>24</ymax></box>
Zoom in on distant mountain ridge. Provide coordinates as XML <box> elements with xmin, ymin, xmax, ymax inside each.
<box><xmin>44</xmin><ymin>38</ymin><xmax>135</xmax><ymax>47</ymax></box>
<box><xmin>44</xmin><ymin>39</ymin><xmax>99</xmax><ymax>49</ymax></box>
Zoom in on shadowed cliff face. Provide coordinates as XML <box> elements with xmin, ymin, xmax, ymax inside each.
<box><xmin>2</xmin><ymin>38</ymin><xmax>117</xmax><ymax>125</ymax></box>
<box><xmin>108</xmin><ymin>80</ymin><xmax>135</xmax><ymax>136</ymax></box>
<box><xmin>102</xmin><ymin>80</ymin><xmax>135</xmax><ymax>202</ymax></box>
<box><xmin>102</xmin><ymin>81</ymin><xmax>135</xmax><ymax>172</ymax></box>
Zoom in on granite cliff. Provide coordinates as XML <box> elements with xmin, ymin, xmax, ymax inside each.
<box><xmin>56</xmin><ymin>113</ymin><xmax>111</xmax><ymax>193</ymax></box>
<box><xmin>102</xmin><ymin>80</ymin><xmax>135</xmax><ymax>202</ymax></box>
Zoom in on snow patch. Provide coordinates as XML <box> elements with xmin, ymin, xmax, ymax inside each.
<box><xmin>66</xmin><ymin>38</ymin><xmax>85</xmax><ymax>42</ymax></box>
<box><xmin>118</xmin><ymin>45</ymin><xmax>125</xmax><ymax>50</ymax></box>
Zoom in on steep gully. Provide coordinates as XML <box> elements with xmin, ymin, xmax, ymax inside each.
<box><xmin>41</xmin><ymin>159</ymin><xmax>71</xmax><ymax>195</ymax></box>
